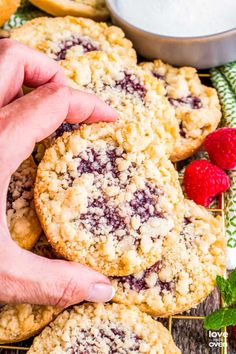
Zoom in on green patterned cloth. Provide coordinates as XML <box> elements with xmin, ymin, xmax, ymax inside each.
<box><xmin>220</xmin><ymin>62</ymin><xmax>236</xmax><ymax>97</ymax></box>
<box><xmin>211</xmin><ymin>66</ymin><xmax>236</xmax><ymax>270</ymax></box>
<box><xmin>3</xmin><ymin>0</ymin><xmax>46</xmax><ymax>29</ymax></box>
<box><xmin>210</xmin><ymin>69</ymin><xmax>236</xmax><ymax>127</ymax></box>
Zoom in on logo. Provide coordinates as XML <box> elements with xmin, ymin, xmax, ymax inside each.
<box><xmin>208</xmin><ymin>331</ymin><xmax>228</xmax><ymax>348</ymax></box>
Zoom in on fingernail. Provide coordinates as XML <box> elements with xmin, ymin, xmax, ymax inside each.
<box><xmin>86</xmin><ymin>283</ymin><xmax>116</xmax><ymax>303</ymax></box>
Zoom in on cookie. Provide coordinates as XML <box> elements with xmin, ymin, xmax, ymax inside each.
<box><xmin>32</xmin><ymin>233</ymin><xmax>58</xmax><ymax>259</ymax></box>
<box><xmin>33</xmin><ymin>123</ymin><xmax>80</xmax><ymax>164</ymax></box>
<box><xmin>29</xmin><ymin>0</ymin><xmax>109</xmax><ymax>20</ymax></box>
<box><xmin>11</xmin><ymin>16</ymin><xmax>136</xmax><ymax>64</ymax></box>
<box><xmin>0</xmin><ymin>29</ymin><xmax>10</xmax><ymax>39</ymax></box>
<box><xmin>0</xmin><ymin>0</ymin><xmax>20</xmax><ymax>27</ymax></box>
<box><xmin>60</xmin><ymin>51</ymin><xmax>178</xmax><ymax>157</ymax></box>
<box><xmin>0</xmin><ymin>235</ymin><xmax>60</xmax><ymax>344</ymax></box>
<box><xmin>0</xmin><ymin>304</ymin><xmax>61</xmax><ymax>344</ymax></box>
<box><xmin>6</xmin><ymin>156</ymin><xmax>41</xmax><ymax>250</ymax></box>
<box><xmin>111</xmin><ymin>199</ymin><xmax>226</xmax><ymax>316</ymax></box>
<box><xmin>34</xmin><ymin>130</ymin><xmax>184</xmax><ymax>276</ymax></box>
<box><xmin>140</xmin><ymin>60</ymin><xmax>221</xmax><ymax>162</ymax></box>
<box><xmin>34</xmin><ymin>52</ymin><xmax>178</xmax><ymax>164</ymax></box>
<box><xmin>28</xmin><ymin>303</ymin><xmax>181</xmax><ymax>354</ymax></box>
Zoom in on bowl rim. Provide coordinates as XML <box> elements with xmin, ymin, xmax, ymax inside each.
<box><xmin>106</xmin><ymin>0</ymin><xmax>236</xmax><ymax>41</ymax></box>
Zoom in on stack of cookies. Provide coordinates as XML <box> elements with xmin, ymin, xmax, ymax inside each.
<box><xmin>0</xmin><ymin>15</ymin><xmax>226</xmax><ymax>353</ymax></box>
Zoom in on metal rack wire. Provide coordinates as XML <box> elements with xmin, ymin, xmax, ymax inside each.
<box><xmin>0</xmin><ymin>73</ymin><xmax>229</xmax><ymax>353</ymax></box>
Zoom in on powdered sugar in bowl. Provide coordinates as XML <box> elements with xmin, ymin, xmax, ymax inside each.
<box><xmin>106</xmin><ymin>0</ymin><xmax>236</xmax><ymax>69</ymax></box>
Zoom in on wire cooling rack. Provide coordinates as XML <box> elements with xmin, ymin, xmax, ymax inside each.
<box><xmin>0</xmin><ymin>73</ymin><xmax>231</xmax><ymax>354</ymax></box>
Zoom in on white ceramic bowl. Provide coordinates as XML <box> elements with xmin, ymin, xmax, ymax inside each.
<box><xmin>106</xmin><ymin>0</ymin><xmax>236</xmax><ymax>69</ymax></box>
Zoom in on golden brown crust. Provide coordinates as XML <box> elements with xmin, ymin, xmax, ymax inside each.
<box><xmin>29</xmin><ymin>0</ymin><xmax>109</xmax><ymax>20</ymax></box>
<box><xmin>28</xmin><ymin>303</ymin><xmax>181</xmax><ymax>353</ymax></box>
<box><xmin>0</xmin><ymin>0</ymin><xmax>20</xmax><ymax>27</ymax></box>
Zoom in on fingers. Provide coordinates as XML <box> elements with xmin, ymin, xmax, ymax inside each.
<box><xmin>0</xmin><ymin>39</ymin><xmax>66</xmax><ymax>107</ymax></box>
<box><xmin>0</xmin><ymin>241</ymin><xmax>114</xmax><ymax>307</ymax></box>
<box><xmin>67</xmin><ymin>89</ymin><xmax>117</xmax><ymax>124</ymax></box>
<box><xmin>0</xmin><ymin>83</ymin><xmax>117</xmax><ymax>176</ymax></box>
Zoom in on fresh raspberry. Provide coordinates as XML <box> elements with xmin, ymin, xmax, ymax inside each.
<box><xmin>204</xmin><ymin>128</ymin><xmax>236</xmax><ymax>170</ymax></box>
<box><xmin>184</xmin><ymin>160</ymin><xmax>230</xmax><ymax>206</ymax></box>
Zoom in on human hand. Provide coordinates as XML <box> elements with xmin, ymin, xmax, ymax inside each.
<box><xmin>0</xmin><ymin>39</ymin><xmax>117</xmax><ymax>307</ymax></box>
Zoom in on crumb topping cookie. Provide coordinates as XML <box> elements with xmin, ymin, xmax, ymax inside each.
<box><xmin>140</xmin><ymin>60</ymin><xmax>221</xmax><ymax>162</ymax></box>
<box><xmin>28</xmin><ymin>303</ymin><xmax>181</xmax><ymax>354</ymax></box>
<box><xmin>0</xmin><ymin>304</ymin><xmax>61</xmax><ymax>344</ymax></box>
<box><xmin>34</xmin><ymin>52</ymin><xmax>178</xmax><ymax>163</ymax></box>
<box><xmin>29</xmin><ymin>0</ymin><xmax>109</xmax><ymax>21</ymax></box>
<box><xmin>34</xmin><ymin>130</ymin><xmax>184</xmax><ymax>276</ymax></box>
<box><xmin>111</xmin><ymin>199</ymin><xmax>226</xmax><ymax>316</ymax></box>
<box><xmin>0</xmin><ymin>0</ymin><xmax>20</xmax><ymax>27</ymax></box>
<box><xmin>32</xmin><ymin>233</ymin><xmax>58</xmax><ymax>259</ymax></box>
<box><xmin>11</xmin><ymin>16</ymin><xmax>136</xmax><ymax>64</ymax></box>
<box><xmin>60</xmin><ymin>51</ymin><xmax>178</xmax><ymax>157</ymax></box>
<box><xmin>6</xmin><ymin>156</ymin><xmax>41</xmax><ymax>250</ymax></box>
<box><xmin>33</xmin><ymin>123</ymin><xmax>80</xmax><ymax>164</ymax></box>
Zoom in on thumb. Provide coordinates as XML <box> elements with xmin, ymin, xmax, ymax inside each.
<box><xmin>0</xmin><ymin>239</ymin><xmax>114</xmax><ymax>307</ymax></box>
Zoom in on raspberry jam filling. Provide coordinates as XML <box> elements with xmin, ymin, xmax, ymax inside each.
<box><xmin>179</xmin><ymin>122</ymin><xmax>186</xmax><ymax>138</ymax></box>
<box><xmin>115</xmin><ymin>261</ymin><xmax>173</xmax><ymax>293</ymax></box>
<box><xmin>71</xmin><ymin>146</ymin><xmax>167</xmax><ymax>243</ymax></box>
<box><xmin>183</xmin><ymin>217</ymin><xmax>192</xmax><ymax>225</ymax></box>
<box><xmin>181</xmin><ymin>217</ymin><xmax>195</xmax><ymax>247</ymax></box>
<box><xmin>130</xmin><ymin>184</ymin><xmax>163</xmax><ymax>223</ymax></box>
<box><xmin>80</xmin><ymin>184</ymin><xmax>164</xmax><ymax>240</ymax></box>
<box><xmin>7</xmin><ymin>182</ymin><xmax>33</xmax><ymax>211</ymax></box>
<box><xmin>80</xmin><ymin>196</ymin><xmax>127</xmax><ymax>235</ymax></box>
<box><xmin>168</xmin><ymin>95</ymin><xmax>203</xmax><ymax>109</ymax></box>
<box><xmin>68</xmin><ymin>325</ymin><xmax>142</xmax><ymax>353</ymax></box>
<box><xmin>54</xmin><ymin>123</ymin><xmax>80</xmax><ymax>139</ymax></box>
<box><xmin>55</xmin><ymin>36</ymin><xmax>99</xmax><ymax>60</ymax></box>
<box><xmin>6</xmin><ymin>191</ymin><xmax>14</xmax><ymax>211</ymax></box>
<box><xmin>76</xmin><ymin>147</ymin><xmax>121</xmax><ymax>178</ymax></box>
<box><xmin>152</xmin><ymin>72</ymin><xmax>165</xmax><ymax>81</ymax></box>
<box><xmin>115</xmin><ymin>72</ymin><xmax>147</xmax><ymax>100</ymax></box>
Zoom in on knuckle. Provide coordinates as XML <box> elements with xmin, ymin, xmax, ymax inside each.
<box><xmin>42</xmin><ymin>82</ymin><xmax>69</xmax><ymax>98</ymax></box>
<box><xmin>53</xmin><ymin>278</ymin><xmax>82</xmax><ymax>308</ymax></box>
<box><xmin>0</xmin><ymin>39</ymin><xmax>18</xmax><ymax>57</ymax></box>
